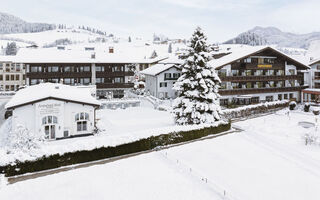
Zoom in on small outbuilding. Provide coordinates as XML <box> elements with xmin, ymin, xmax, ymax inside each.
<box><xmin>5</xmin><ymin>83</ymin><xmax>101</xmax><ymax>140</ymax></box>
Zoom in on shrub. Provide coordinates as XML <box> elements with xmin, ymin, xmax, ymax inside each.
<box><xmin>304</xmin><ymin>104</ymin><xmax>311</xmax><ymax>112</ymax></box>
<box><xmin>289</xmin><ymin>101</ymin><xmax>297</xmax><ymax>110</ymax></box>
<box><xmin>313</xmin><ymin>109</ymin><xmax>320</xmax><ymax>115</ymax></box>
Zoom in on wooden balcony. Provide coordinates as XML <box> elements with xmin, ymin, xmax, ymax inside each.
<box><xmin>220</xmin><ymin>75</ymin><xmax>303</xmax><ymax>82</ymax></box>
<box><xmin>96</xmin><ymin>71</ymin><xmax>134</xmax><ymax>77</ymax></box>
<box><xmin>219</xmin><ymin>86</ymin><xmax>308</xmax><ymax>96</ymax></box>
<box><xmin>96</xmin><ymin>83</ymin><xmax>134</xmax><ymax>89</ymax></box>
<box><xmin>27</xmin><ymin>72</ymin><xmax>92</xmax><ymax>78</ymax></box>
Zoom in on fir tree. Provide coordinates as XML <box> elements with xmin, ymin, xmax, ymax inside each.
<box><xmin>173</xmin><ymin>27</ymin><xmax>221</xmax><ymax>125</ymax></box>
<box><xmin>128</xmin><ymin>36</ymin><xmax>132</xmax><ymax>42</ymax></box>
<box><xmin>5</xmin><ymin>42</ymin><xmax>17</xmax><ymax>55</ymax></box>
<box><xmin>168</xmin><ymin>43</ymin><xmax>172</xmax><ymax>53</ymax></box>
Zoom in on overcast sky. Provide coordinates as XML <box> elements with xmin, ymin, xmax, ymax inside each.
<box><xmin>1</xmin><ymin>0</ymin><xmax>319</xmax><ymax>42</ymax></box>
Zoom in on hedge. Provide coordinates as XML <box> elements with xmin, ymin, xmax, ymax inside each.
<box><xmin>222</xmin><ymin>101</ymin><xmax>289</xmax><ymax>120</ymax></box>
<box><xmin>0</xmin><ymin>122</ymin><xmax>231</xmax><ymax>177</ymax></box>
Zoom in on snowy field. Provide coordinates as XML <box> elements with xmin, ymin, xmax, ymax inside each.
<box><xmin>0</xmin><ymin>106</ymin><xmax>224</xmax><ymax>166</ymax></box>
<box><xmin>1</xmin><ymin>108</ymin><xmax>320</xmax><ymax>200</ymax></box>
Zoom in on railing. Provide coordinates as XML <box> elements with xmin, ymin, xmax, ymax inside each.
<box><xmin>220</xmin><ymin>75</ymin><xmax>303</xmax><ymax>82</ymax></box>
<box><xmin>27</xmin><ymin>72</ymin><xmax>92</xmax><ymax>78</ymax></box>
<box><xmin>219</xmin><ymin>86</ymin><xmax>307</xmax><ymax>96</ymax></box>
<box><xmin>96</xmin><ymin>71</ymin><xmax>134</xmax><ymax>77</ymax></box>
<box><xmin>96</xmin><ymin>83</ymin><xmax>134</xmax><ymax>89</ymax></box>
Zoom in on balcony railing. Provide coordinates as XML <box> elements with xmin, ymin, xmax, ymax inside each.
<box><xmin>27</xmin><ymin>72</ymin><xmax>92</xmax><ymax>78</ymax></box>
<box><xmin>96</xmin><ymin>71</ymin><xmax>134</xmax><ymax>77</ymax></box>
<box><xmin>96</xmin><ymin>83</ymin><xmax>134</xmax><ymax>89</ymax></box>
<box><xmin>219</xmin><ymin>86</ymin><xmax>307</xmax><ymax>96</ymax></box>
<box><xmin>220</xmin><ymin>75</ymin><xmax>303</xmax><ymax>82</ymax></box>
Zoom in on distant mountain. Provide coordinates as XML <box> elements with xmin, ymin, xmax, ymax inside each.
<box><xmin>224</xmin><ymin>26</ymin><xmax>320</xmax><ymax>49</ymax></box>
<box><xmin>0</xmin><ymin>12</ymin><xmax>56</xmax><ymax>34</ymax></box>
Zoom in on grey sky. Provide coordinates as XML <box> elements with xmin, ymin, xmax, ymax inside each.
<box><xmin>1</xmin><ymin>0</ymin><xmax>319</xmax><ymax>42</ymax></box>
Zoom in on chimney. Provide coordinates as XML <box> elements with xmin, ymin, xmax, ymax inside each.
<box><xmin>109</xmin><ymin>46</ymin><xmax>114</xmax><ymax>53</ymax></box>
<box><xmin>91</xmin><ymin>53</ymin><xmax>96</xmax><ymax>59</ymax></box>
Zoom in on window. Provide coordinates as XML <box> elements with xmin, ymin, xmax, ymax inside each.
<box><xmin>75</xmin><ymin>112</ymin><xmax>89</xmax><ymax>132</ymax></box>
<box><xmin>164</xmin><ymin>73</ymin><xmax>172</xmax><ymax>79</ymax></box>
<box><xmin>266</xmin><ymin>96</ymin><xmax>273</xmax><ymax>102</ymax></box>
<box><xmin>0</xmin><ymin>75</ymin><xmax>2</xmax><ymax>81</ymax></box>
<box><xmin>245</xmin><ymin>70</ymin><xmax>252</xmax><ymax>76</ymax></box>
<box><xmin>278</xmin><ymin>94</ymin><xmax>282</xmax><ymax>100</ymax></box>
<box><xmin>258</xmin><ymin>58</ymin><xmax>264</xmax><ymax>64</ymax></box>
<box><xmin>64</xmin><ymin>66</ymin><xmax>71</xmax><ymax>72</ymax></box>
<box><xmin>289</xmin><ymin>93</ymin><xmax>294</xmax><ymax>99</ymax></box>
<box><xmin>113</xmin><ymin>77</ymin><xmax>123</xmax><ymax>83</ymax></box>
<box><xmin>173</xmin><ymin>73</ymin><xmax>180</xmax><ymax>79</ymax></box>
<box><xmin>317</xmin><ymin>65</ymin><xmax>320</xmax><ymax>70</ymax></box>
<box><xmin>112</xmin><ymin>66</ymin><xmax>122</xmax><ymax>72</ymax></box>
<box><xmin>288</xmin><ymin>69</ymin><xmax>295</xmax><ymax>75</ymax></box>
<box><xmin>232</xmin><ymin>70</ymin><xmax>239</xmax><ymax>76</ymax></box>
<box><xmin>284</xmin><ymin>94</ymin><xmax>288</xmax><ymax>99</ymax></box>
<box><xmin>220</xmin><ymin>82</ymin><xmax>227</xmax><ymax>89</ymax></box>
<box><xmin>255</xmin><ymin>70</ymin><xmax>263</xmax><ymax>76</ymax></box>
<box><xmin>264</xmin><ymin>58</ymin><xmax>274</xmax><ymax>64</ymax></box>
<box><xmin>79</xmin><ymin>66</ymin><xmax>90</xmax><ymax>72</ymax></box>
<box><xmin>244</xmin><ymin>58</ymin><xmax>251</xmax><ymax>63</ymax></box>
<box><xmin>218</xmin><ymin>69</ymin><xmax>227</xmax><ymax>77</ymax></box>
<box><xmin>96</xmin><ymin>77</ymin><xmax>104</xmax><ymax>83</ymax></box>
<box><xmin>96</xmin><ymin>66</ymin><xmax>104</xmax><ymax>72</ymax></box>
<box><xmin>30</xmin><ymin>66</ymin><xmax>42</xmax><ymax>72</ymax></box>
<box><xmin>47</xmin><ymin>66</ymin><xmax>59</xmax><ymax>72</ymax></box>
<box><xmin>5</xmin><ymin>75</ymin><xmax>9</xmax><ymax>81</ymax></box>
<box><xmin>252</xmin><ymin>97</ymin><xmax>260</xmax><ymax>103</ymax></box>
<box><xmin>10</xmin><ymin>75</ymin><xmax>14</xmax><ymax>81</ymax></box>
<box><xmin>16</xmin><ymin>65</ymin><xmax>21</xmax><ymax>72</ymax></box>
<box><xmin>42</xmin><ymin>116</ymin><xmax>58</xmax><ymax>125</ymax></box>
<box><xmin>160</xmin><ymin>82</ymin><xmax>167</xmax><ymax>87</ymax></box>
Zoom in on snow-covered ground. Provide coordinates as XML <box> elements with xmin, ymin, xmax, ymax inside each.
<box><xmin>0</xmin><ymin>105</ymin><xmax>224</xmax><ymax>166</ymax></box>
<box><xmin>1</xmin><ymin>108</ymin><xmax>320</xmax><ymax>200</ymax></box>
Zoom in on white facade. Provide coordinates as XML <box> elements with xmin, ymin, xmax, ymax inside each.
<box><xmin>6</xmin><ymin>83</ymin><xmax>100</xmax><ymax>140</ymax></box>
<box><xmin>0</xmin><ymin>59</ymin><xmax>26</xmax><ymax>91</ymax></box>
<box><xmin>307</xmin><ymin>61</ymin><xmax>320</xmax><ymax>89</ymax></box>
<box><xmin>11</xmin><ymin>99</ymin><xmax>96</xmax><ymax>140</ymax></box>
<box><xmin>143</xmin><ymin>66</ymin><xmax>181</xmax><ymax>99</ymax></box>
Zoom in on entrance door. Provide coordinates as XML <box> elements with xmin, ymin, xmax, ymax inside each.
<box><xmin>45</xmin><ymin>125</ymin><xmax>56</xmax><ymax>139</ymax></box>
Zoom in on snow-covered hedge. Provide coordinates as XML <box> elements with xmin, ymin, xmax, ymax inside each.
<box><xmin>222</xmin><ymin>100</ymin><xmax>289</xmax><ymax>120</ymax></box>
<box><xmin>0</xmin><ymin>122</ymin><xmax>230</xmax><ymax>177</ymax></box>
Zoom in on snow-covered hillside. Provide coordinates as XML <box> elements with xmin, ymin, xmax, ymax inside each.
<box><xmin>225</xmin><ymin>26</ymin><xmax>320</xmax><ymax>49</ymax></box>
<box><xmin>0</xmin><ymin>12</ymin><xmax>55</xmax><ymax>34</ymax></box>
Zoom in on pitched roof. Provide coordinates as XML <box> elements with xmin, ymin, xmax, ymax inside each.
<box><xmin>208</xmin><ymin>46</ymin><xmax>310</xmax><ymax>70</ymax></box>
<box><xmin>5</xmin><ymin>83</ymin><xmax>101</xmax><ymax>109</ymax></box>
<box><xmin>14</xmin><ymin>48</ymin><xmax>167</xmax><ymax>64</ymax></box>
<box><xmin>140</xmin><ymin>63</ymin><xmax>180</xmax><ymax>76</ymax></box>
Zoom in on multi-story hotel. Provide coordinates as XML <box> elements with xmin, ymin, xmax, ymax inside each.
<box><xmin>301</xmin><ymin>58</ymin><xmax>320</xmax><ymax>103</ymax></box>
<box><xmin>16</xmin><ymin>48</ymin><xmax>165</xmax><ymax>98</ymax></box>
<box><xmin>0</xmin><ymin>56</ymin><xmax>26</xmax><ymax>91</ymax></box>
<box><xmin>209</xmin><ymin>46</ymin><xmax>309</xmax><ymax>105</ymax></box>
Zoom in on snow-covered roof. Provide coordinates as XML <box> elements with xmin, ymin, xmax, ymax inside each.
<box><xmin>140</xmin><ymin>63</ymin><xmax>180</xmax><ymax>76</ymax></box>
<box><xmin>0</xmin><ymin>55</ymin><xmax>16</xmax><ymax>62</ymax></box>
<box><xmin>309</xmin><ymin>58</ymin><xmax>320</xmax><ymax>66</ymax></box>
<box><xmin>5</xmin><ymin>83</ymin><xmax>101</xmax><ymax>109</ymax></box>
<box><xmin>14</xmin><ymin>48</ymin><xmax>167</xmax><ymax>64</ymax></box>
<box><xmin>158</xmin><ymin>56</ymin><xmax>184</xmax><ymax>65</ymax></box>
<box><xmin>209</xmin><ymin>46</ymin><xmax>310</xmax><ymax>69</ymax></box>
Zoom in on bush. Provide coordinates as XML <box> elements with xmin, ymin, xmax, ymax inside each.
<box><xmin>313</xmin><ymin>109</ymin><xmax>320</xmax><ymax>115</ymax></box>
<box><xmin>0</xmin><ymin>122</ymin><xmax>231</xmax><ymax>177</ymax></box>
<box><xmin>289</xmin><ymin>101</ymin><xmax>297</xmax><ymax>110</ymax></box>
<box><xmin>304</xmin><ymin>104</ymin><xmax>311</xmax><ymax>112</ymax></box>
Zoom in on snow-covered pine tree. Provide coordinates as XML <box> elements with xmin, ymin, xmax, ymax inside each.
<box><xmin>168</xmin><ymin>43</ymin><xmax>172</xmax><ymax>53</ymax></box>
<box><xmin>173</xmin><ymin>27</ymin><xmax>221</xmax><ymax>125</ymax></box>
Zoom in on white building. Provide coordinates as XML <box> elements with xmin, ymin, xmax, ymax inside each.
<box><xmin>0</xmin><ymin>56</ymin><xmax>26</xmax><ymax>91</ymax></box>
<box><xmin>5</xmin><ymin>83</ymin><xmax>101</xmax><ymax>140</ymax></box>
<box><xmin>141</xmin><ymin>62</ymin><xmax>182</xmax><ymax>99</ymax></box>
<box><xmin>301</xmin><ymin>59</ymin><xmax>320</xmax><ymax>102</ymax></box>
